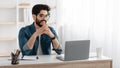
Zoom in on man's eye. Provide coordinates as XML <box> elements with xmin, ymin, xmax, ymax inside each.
<box><xmin>39</xmin><ymin>14</ymin><xmax>49</xmax><ymax>19</ymax></box>
<box><xmin>39</xmin><ymin>14</ymin><xmax>44</xmax><ymax>17</ymax></box>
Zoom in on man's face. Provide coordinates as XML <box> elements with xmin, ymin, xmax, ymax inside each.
<box><xmin>36</xmin><ymin>10</ymin><xmax>49</xmax><ymax>27</ymax></box>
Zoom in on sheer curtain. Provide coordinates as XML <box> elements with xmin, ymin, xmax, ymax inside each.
<box><xmin>57</xmin><ymin>0</ymin><xmax>120</xmax><ymax>68</ymax></box>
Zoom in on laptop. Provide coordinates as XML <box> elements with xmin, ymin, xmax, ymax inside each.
<box><xmin>56</xmin><ymin>40</ymin><xmax>90</xmax><ymax>61</ymax></box>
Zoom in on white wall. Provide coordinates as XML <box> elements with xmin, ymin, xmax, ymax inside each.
<box><xmin>57</xmin><ymin>0</ymin><xmax>120</xmax><ymax>68</ymax></box>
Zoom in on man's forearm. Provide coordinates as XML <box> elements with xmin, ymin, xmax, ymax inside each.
<box><xmin>27</xmin><ymin>33</ymin><xmax>37</xmax><ymax>49</ymax></box>
<box><xmin>52</xmin><ymin>38</ymin><xmax>60</xmax><ymax>49</ymax></box>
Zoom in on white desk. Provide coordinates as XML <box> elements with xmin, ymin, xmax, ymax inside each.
<box><xmin>0</xmin><ymin>54</ymin><xmax>112</xmax><ymax>68</ymax></box>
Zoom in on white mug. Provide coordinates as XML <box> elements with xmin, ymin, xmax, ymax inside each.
<box><xmin>96</xmin><ymin>47</ymin><xmax>103</xmax><ymax>58</ymax></box>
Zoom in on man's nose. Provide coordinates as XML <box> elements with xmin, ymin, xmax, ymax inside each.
<box><xmin>42</xmin><ymin>17</ymin><xmax>47</xmax><ymax>20</ymax></box>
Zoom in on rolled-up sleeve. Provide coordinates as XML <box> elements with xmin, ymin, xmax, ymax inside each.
<box><xmin>52</xmin><ymin>45</ymin><xmax>62</xmax><ymax>55</ymax></box>
<box><xmin>50</xmin><ymin>27</ymin><xmax>63</xmax><ymax>55</ymax></box>
<box><xmin>18</xmin><ymin>28</ymin><xmax>32</xmax><ymax>55</ymax></box>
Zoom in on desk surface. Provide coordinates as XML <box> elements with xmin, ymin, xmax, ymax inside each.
<box><xmin>0</xmin><ymin>53</ymin><xmax>112</xmax><ymax>67</ymax></box>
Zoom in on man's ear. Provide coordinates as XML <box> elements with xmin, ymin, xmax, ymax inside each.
<box><xmin>48</xmin><ymin>12</ymin><xmax>50</xmax><ymax>16</ymax></box>
<box><xmin>32</xmin><ymin>14</ymin><xmax>36</xmax><ymax>20</ymax></box>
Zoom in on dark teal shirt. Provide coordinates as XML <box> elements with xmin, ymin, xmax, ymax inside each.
<box><xmin>18</xmin><ymin>23</ymin><xmax>62</xmax><ymax>56</ymax></box>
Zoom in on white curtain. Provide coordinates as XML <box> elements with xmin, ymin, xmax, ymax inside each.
<box><xmin>57</xmin><ymin>0</ymin><xmax>120</xmax><ymax>68</ymax></box>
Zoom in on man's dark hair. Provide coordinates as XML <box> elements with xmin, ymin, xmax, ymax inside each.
<box><xmin>32</xmin><ymin>4</ymin><xmax>50</xmax><ymax>15</ymax></box>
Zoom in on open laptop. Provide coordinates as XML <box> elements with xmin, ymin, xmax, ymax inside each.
<box><xmin>56</xmin><ymin>40</ymin><xmax>90</xmax><ymax>61</ymax></box>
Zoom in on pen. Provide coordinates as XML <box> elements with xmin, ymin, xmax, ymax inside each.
<box><xmin>15</xmin><ymin>49</ymin><xmax>20</xmax><ymax>56</ymax></box>
<box><xmin>21</xmin><ymin>55</ymin><xmax>24</xmax><ymax>59</ymax></box>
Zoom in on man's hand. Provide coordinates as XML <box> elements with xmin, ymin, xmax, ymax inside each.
<box><xmin>43</xmin><ymin>26</ymin><xmax>54</xmax><ymax>38</ymax></box>
<box><xmin>35</xmin><ymin>24</ymin><xmax>60</xmax><ymax>50</ymax></box>
<box><xmin>35</xmin><ymin>24</ymin><xmax>54</xmax><ymax>38</ymax></box>
<box><xmin>35</xmin><ymin>24</ymin><xmax>48</xmax><ymax>36</ymax></box>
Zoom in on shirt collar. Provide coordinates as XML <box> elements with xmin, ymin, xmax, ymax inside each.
<box><xmin>30</xmin><ymin>22</ymin><xmax>36</xmax><ymax>33</ymax></box>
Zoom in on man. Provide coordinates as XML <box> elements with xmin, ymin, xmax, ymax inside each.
<box><xmin>18</xmin><ymin>4</ymin><xmax>62</xmax><ymax>56</ymax></box>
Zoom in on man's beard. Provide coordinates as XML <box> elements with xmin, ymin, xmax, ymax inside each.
<box><xmin>36</xmin><ymin>18</ymin><xmax>47</xmax><ymax>27</ymax></box>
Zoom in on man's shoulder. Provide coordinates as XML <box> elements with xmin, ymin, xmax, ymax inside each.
<box><xmin>20</xmin><ymin>23</ymin><xmax>34</xmax><ymax>32</ymax></box>
<box><xmin>48</xmin><ymin>26</ymin><xmax>54</xmax><ymax>30</ymax></box>
<box><xmin>48</xmin><ymin>26</ymin><xmax>57</xmax><ymax>34</ymax></box>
